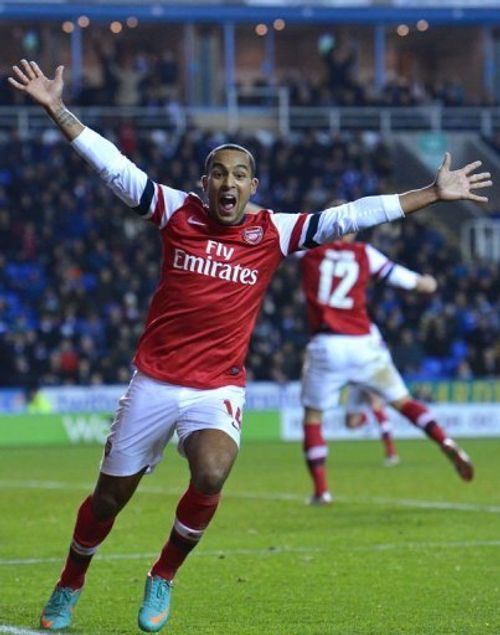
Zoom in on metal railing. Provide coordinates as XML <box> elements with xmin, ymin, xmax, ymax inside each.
<box><xmin>1</xmin><ymin>100</ymin><xmax>500</xmax><ymax>137</ymax></box>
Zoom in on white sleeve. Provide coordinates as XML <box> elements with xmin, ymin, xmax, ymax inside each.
<box><xmin>385</xmin><ymin>264</ymin><xmax>419</xmax><ymax>290</ymax></box>
<box><xmin>312</xmin><ymin>195</ymin><xmax>404</xmax><ymax>246</ymax></box>
<box><xmin>365</xmin><ymin>244</ymin><xmax>418</xmax><ymax>289</ymax></box>
<box><xmin>270</xmin><ymin>195</ymin><xmax>403</xmax><ymax>255</ymax></box>
<box><xmin>71</xmin><ymin>127</ymin><xmax>188</xmax><ymax>227</ymax></box>
<box><xmin>366</xmin><ymin>244</ymin><xmax>393</xmax><ymax>277</ymax></box>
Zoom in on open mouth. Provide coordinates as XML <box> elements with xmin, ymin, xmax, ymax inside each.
<box><xmin>219</xmin><ymin>194</ymin><xmax>237</xmax><ymax>214</ymax></box>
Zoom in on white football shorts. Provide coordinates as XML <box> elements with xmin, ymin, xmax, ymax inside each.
<box><xmin>301</xmin><ymin>326</ymin><xmax>408</xmax><ymax>411</ymax></box>
<box><xmin>101</xmin><ymin>371</ymin><xmax>245</xmax><ymax>477</ymax></box>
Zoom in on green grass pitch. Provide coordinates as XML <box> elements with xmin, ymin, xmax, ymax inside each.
<box><xmin>1</xmin><ymin>438</ymin><xmax>499</xmax><ymax>634</ymax></box>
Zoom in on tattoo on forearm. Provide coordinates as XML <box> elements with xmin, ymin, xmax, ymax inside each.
<box><xmin>53</xmin><ymin>105</ymin><xmax>79</xmax><ymax>130</ymax></box>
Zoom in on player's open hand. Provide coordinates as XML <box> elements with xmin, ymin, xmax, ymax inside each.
<box><xmin>8</xmin><ymin>59</ymin><xmax>64</xmax><ymax>108</ymax></box>
<box><xmin>434</xmin><ymin>153</ymin><xmax>492</xmax><ymax>203</ymax></box>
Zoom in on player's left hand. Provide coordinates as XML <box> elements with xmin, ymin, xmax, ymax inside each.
<box><xmin>434</xmin><ymin>153</ymin><xmax>492</xmax><ymax>203</ymax></box>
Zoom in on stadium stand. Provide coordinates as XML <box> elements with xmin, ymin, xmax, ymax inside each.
<box><xmin>0</xmin><ymin>5</ymin><xmax>498</xmax><ymax>390</ymax></box>
<box><xmin>0</xmin><ymin>127</ymin><xmax>497</xmax><ymax>388</ymax></box>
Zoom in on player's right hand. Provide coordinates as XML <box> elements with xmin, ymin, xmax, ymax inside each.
<box><xmin>8</xmin><ymin>59</ymin><xmax>64</xmax><ymax>108</ymax></box>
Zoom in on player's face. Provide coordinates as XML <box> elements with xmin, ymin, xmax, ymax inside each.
<box><xmin>202</xmin><ymin>150</ymin><xmax>258</xmax><ymax>225</ymax></box>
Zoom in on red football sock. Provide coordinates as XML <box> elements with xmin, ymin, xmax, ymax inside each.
<box><xmin>372</xmin><ymin>407</ymin><xmax>389</xmax><ymax>425</ymax></box>
<box><xmin>303</xmin><ymin>422</ymin><xmax>329</xmax><ymax>496</ymax></box>
<box><xmin>373</xmin><ymin>407</ymin><xmax>397</xmax><ymax>458</ymax></box>
<box><xmin>58</xmin><ymin>495</ymin><xmax>115</xmax><ymax>590</ymax></box>
<box><xmin>151</xmin><ymin>482</ymin><xmax>220</xmax><ymax>582</ymax></box>
<box><xmin>399</xmin><ymin>400</ymin><xmax>447</xmax><ymax>445</ymax></box>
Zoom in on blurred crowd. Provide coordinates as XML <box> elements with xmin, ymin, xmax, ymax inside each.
<box><xmin>2</xmin><ymin>52</ymin><xmax>179</xmax><ymax>111</ymax></box>
<box><xmin>0</xmin><ymin>126</ymin><xmax>498</xmax><ymax>389</ymax></box>
<box><xmin>0</xmin><ymin>34</ymin><xmax>491</xmax><ymax>110</ymax></box>
<box><xmin>247</xmin><ymin>43</ymin><xmax>485</xmax><ymax>109</ymax></box>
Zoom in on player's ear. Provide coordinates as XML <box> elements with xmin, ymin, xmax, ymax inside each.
<box><xmin>251</xmin><ymin>177</ymin><xmax>259</xmax><ymax>194</ymax></box>
<box><xmin>201</xmin><ymin>175</ymin><xmax>208</xmax><ymax>191</ymax></box>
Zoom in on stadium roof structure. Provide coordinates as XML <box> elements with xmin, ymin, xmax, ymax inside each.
<box><xmin>1</xmin><ymin>1</ymin><xmax>500</xmax><ymax>24</ymax></box>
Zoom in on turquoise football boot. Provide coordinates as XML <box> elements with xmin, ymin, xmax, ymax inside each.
<box><xmin>138</xmin><ymin>574</ymin><xmax>173</xmax><ymax>632</ymax></box>
<box><xmin>40</xmin><ymin>586</ymin><xmax>82</xmax><ymax>630</ymax></box>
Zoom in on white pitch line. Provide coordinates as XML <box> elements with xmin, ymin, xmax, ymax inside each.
<box><xmin>0</xmin><ymin>479</ymin><xmax>183</xmax><ymax>497</ymax></box>
<box><xmin>332</xmin><ymin>494</ymin><xmax>500</xmax><ymax>514</ymax></box>
<box><xmin>227</xmin><ymin>491</ymin><xmax>500</xmax><ymax>513</ymax></box>
<box><xmin>0</xmin><ymin>479</ymin><xmax>93</xmax><ymax>490</ymax></box>
<box><xmin>0</xmin><ymin>626</ymin><xmax>43</xmax><ymax>635</ymax></box>
<box><xmin>352</xmin><ymin>539</ymin><xmax>500</xmax><ymax>552</ymax></box>
<box><xmin>1</xmin><ymin>479</ymin><xmax>499</xmax><ymax>513</ymax></box>
<box><xmin>0</xmin><ymin>546</ymin><xmax>322</xmax><ymax>567</ymax></box>
<box><xmin>2</xmin><ymin>539</ymin><xmax>500</xmax><ymax>568</ymax></box>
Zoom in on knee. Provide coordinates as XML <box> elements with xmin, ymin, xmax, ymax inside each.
<box><xmin>346</xmin><ymin>412</ymin><xmax>367</xmax><ymax>429</ymax></box>
<box><xmin>345</xmin><ymin>413</ymin><xmax>359</xmax><ymax>429</ymax></box>
<box><xmin>91</xmin><ymin>468</ymin><xmax>145</xmax><ymax>520</ymax></box>
<box><xmin>91</xmin><ymin>489</ymin><xmax>127</xmax><ymax>520</ymax></box>
<box><xmin>191</xmin><ymin>463</ymin><xmax>230</xmax><ymax>495</ymax></box>
<box><xmin>391</xmin><ymin>396</ymin><xmax>409</xmax><ymax>411</ymax></box>
<box><xmin>185</xmin><ymin>429</ymin><xmax>238</xmax><ymax>495</ymax></box>
<box><xmin>304</xmin><ymin>407</ymin><xmax>323</xmax><ymax>425</ymax></box>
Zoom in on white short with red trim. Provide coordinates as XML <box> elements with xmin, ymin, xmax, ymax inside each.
<box><xmin>101</xmin><ymin>371</ymin><xmax>245</xmax><ymax>476</ymax></box>
<box><xmin>301</xmin><ymin>329</ymin><xmax>408</xmax><ymax>411</ymax></box>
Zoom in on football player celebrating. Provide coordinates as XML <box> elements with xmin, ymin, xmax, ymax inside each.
<box><xmin>300</xmin><ymin>232</ymin><xmax>473</xmax><ymax>505</ymax></box>
<box><xmin>9</xmin><ymin>59</ymin><xmax>491</xmax><ymax>632</ymax></box>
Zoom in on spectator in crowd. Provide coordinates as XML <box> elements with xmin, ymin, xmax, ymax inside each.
<box><xmin>108</xmin><ymin>52</ymin><xmax>148</xmax><ymax>107</ymax></box>
<box><xmin>391</xmin><ymin>328</ymin><xmax>425</xmax><ymax>377</ymax></box>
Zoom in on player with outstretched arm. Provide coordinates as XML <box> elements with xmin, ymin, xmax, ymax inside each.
<box><xmin>8</xmin><ymin>59</ymin><xmax>492</xmax><ymax>632</ymax></box>
<box><xmin>299</xmin><ymin>232</ymin><xmax>473</xmax><ymax>504</ymax></box>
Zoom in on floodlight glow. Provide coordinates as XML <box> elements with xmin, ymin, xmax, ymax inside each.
<box><xmin>110</xmin><ymin>21</ymin><xmax>123</xmax><ymax>34</ymax></box>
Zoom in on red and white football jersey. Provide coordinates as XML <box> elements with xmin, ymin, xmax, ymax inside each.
<box><xmin>134</xmin><ymin>193</ymin><xmax>307</xmax><ymax>388</ymax></box>
<box><xmin>300</xmin><ymin>241</ymin><xmax>416</xmax><ymax>336</ymax></box>
<box><xmin>72</xmin><ymin>127</ymin><xmax>404</xmax><ymax>388</ymax></box>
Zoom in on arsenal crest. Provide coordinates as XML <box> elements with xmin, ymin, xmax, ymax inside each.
<box><xmin>242</xmin><ymin>226</ymin><xmax>264</xmax><ymax>245</ymax></box>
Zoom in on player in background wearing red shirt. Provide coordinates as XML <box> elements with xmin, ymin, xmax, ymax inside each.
<box><xmin>9</xmin><ymin>60</ymin><xmax>492</xmax><ymax>632</ymax></box>
<box><xmin>300</xmin><ymin>232</ymin><xmax>474</xmax><ymax>505</ymax></box>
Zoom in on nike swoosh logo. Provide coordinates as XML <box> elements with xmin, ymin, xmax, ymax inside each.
<box><xmin>187</xmin><ymin>215</ymin><xmax>207</xmax><ymax>227</ymax></box>
<box><xmin>150</xmin><ymin>608</ymin><xmax>170</xmax><ymax>624</ymax></box>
